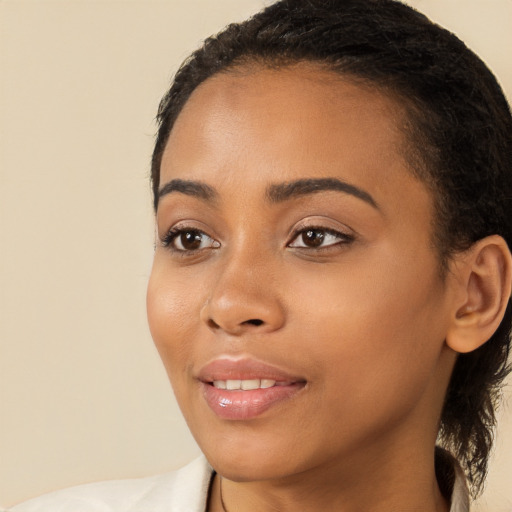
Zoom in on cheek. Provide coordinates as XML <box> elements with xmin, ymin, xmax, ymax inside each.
<box><xmin>146</xmin><ymin>260</ymin><xmax>202</xmax><ymax>375</ymax></box>
<box><xmin>286</xmin><ymin>249</ymin><xmax>447</xmax><ymax>408</ymax></box>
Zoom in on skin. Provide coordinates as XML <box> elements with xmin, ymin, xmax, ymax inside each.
<box><xmin>147</xmin><ymin>63</ymin><xmax>459</xmax><ymax>511</ymax></box>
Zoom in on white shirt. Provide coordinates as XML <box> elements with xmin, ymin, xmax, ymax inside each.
<box><xmin>7</xmin><ymin>456</ymin><xmax>470</xmax><ymax>512</ymax></box>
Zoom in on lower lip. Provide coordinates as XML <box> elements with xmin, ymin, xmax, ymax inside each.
<box><xmin>201</xmin><ymin>382</ymin><xmax>305</xmax><ymax>420</ymax></box>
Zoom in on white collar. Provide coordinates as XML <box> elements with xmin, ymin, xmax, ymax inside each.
<box><xmin>449</xmin><ymin>457</ymin><xmax>470</xmax><ymax>512</ymax></box>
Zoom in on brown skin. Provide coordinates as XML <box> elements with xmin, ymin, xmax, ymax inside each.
<box><xmin>147</xmin><ymin>64</ymin><xmax>511</xmax><ymax>511</ymax></box>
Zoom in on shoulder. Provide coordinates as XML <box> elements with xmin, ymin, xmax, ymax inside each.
<box><xmin>10</xmin><ymin>457</ymin><xmax>213</xmax><ymax>512</ymax></box>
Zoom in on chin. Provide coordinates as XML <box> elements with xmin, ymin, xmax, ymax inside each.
<box><xmin>207</xmin><ymin>450</ymin><xmax>298</xmax><ymax>482</ymax></box>
<box><xmin>194</xmin><ymin>424</ymin><xmax>306</xmax><ymax>482</ymax></box>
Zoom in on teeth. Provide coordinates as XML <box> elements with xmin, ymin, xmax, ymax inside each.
<box><xmin>241</xmin><ymin>379</ymin><xmax>260</xmax><ymax>390</ymax></box>
<box><xmin>226</xmin><ymin>379</ymin><xmax>241</xmax><ymax>390</ymax></box>
<box><xmin>213</xmin><ymin>379</ymin><xmax>277</xmax><ymax>390</ymax></box>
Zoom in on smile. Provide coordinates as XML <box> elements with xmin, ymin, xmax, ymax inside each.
<box><xmin>198</xmin><ymin>358</ymin><xmax>306</xmax><ymax>420</ymax></box>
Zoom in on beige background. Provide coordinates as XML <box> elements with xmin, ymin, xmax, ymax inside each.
<box><xmin>1</xmin><ymin>0</ymin><xmax>511</xmax><ymax>509</ymax></box>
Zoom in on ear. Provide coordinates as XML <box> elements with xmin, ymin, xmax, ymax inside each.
<box><xmin>446</xmin><ymin>235</ymin><xmax>512</xmax><ymax>354</ymax></box>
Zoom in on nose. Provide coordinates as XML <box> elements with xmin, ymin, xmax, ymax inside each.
<box><xmin>200</xmin><ymin>252</ymin><xmax>286</xmax><ymax>336</ymax></box>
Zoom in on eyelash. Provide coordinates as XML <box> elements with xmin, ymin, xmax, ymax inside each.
<box><xmin>287</xmin><ymin>226</ymin><xmax>354</xmax><ymax>250</ymax></box>
<box><xmin>160</xmin><ymin>225</ymin><xmax>354</xmax><ymax>254</ymax></box>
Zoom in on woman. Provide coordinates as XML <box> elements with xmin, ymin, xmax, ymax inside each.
<box><xmin>11</xmin><ymin>0</ymin><xmax>512</xmax><ymax>510</ymax></box>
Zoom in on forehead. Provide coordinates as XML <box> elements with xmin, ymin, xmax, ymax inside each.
<box><xmin>164</xmin><ymin>63</ymin><xmax>408</xmax><ymax>175</ymax></box>
<box><xmin>161</xmin><ymin>63</ymin><xmax>430</xmax><ymax>220</ymax></box>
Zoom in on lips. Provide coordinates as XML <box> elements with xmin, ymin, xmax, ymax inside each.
<box><xmin>198</xmin><ymin>357</ymin><xmax>306</xmax><ymax>420</ymax></box>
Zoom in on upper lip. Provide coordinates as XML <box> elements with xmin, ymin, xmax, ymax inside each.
<box><xmin>198</xmin><ymin>357</ymin><xmax>306</xmax><ymax>383</ymax></box>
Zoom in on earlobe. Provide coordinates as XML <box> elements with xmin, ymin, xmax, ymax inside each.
<box><xmin>446</xmin><ymin>235</ymin><xmax>512</xmax><ymax>354</ymax></box>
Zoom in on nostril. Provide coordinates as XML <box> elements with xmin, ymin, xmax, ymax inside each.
<box><xmin>207</xmin><ymin>319</ymin><xmax>220</xmax><ymax>329</ymax></box>
<box><xmin>244</xmin><ymin>319</ymin><xmax>264</xmax><ymax>326</ymax></box>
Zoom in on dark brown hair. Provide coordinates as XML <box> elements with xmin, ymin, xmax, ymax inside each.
<box><xmin>151</xmin><ymin>0</ymin><xmax>512</xmax><ymax>496</ymax></box>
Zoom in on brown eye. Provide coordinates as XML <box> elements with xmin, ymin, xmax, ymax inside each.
<box><xmin>288</xmin><ymin>227</ymin><xmax>352</xmax><ymax>249</ymax></box>
<box><xmin>301</xmin><ymin>230</ymin><xmax>325</xmax><ymax>247</ymax></box>
<box><xmin>163</xmin><ymin>228</ymin><xmax>220</xmax><ymax>252</ymax></box>
<box><xmin>178</xmin><ymin>231</ymin><xmax>204</xmax><ymax>250</ymax></box>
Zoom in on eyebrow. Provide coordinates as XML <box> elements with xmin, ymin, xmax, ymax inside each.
<box><xmin>266</xmin><ymin>178</ymin><xmax>378</xmax><ymax>209</ymax></box>
<box><xmin>158</xmin><ymin>177</ymin><xmax>378</xmax><ymax>209</ymax></box>
<box><xmin>158</xmin><ymin>179</ymin><xmax>217</xmax><ymax>202</ymax></box>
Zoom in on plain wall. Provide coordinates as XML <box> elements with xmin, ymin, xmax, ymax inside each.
<box><xmin>0</xmin><ymin>1</ymin><xmax>511</xmax><ymax>509</ymax></box>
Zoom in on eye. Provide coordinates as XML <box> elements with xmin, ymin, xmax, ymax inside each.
<box><xmin>288</xmin><ymin>227</ymin><xmax>353</xmax><ymax>249</ymax></box>
<box><xmin>162</xmin><ymin>228</ymin><xmax>220</xmax><ymax>252</ymax></box>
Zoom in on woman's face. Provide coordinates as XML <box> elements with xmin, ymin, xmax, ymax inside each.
<box><xmin>147</xmin><ymin>64</ymin><xmax>456</xmax><ymax>482</ymax></box>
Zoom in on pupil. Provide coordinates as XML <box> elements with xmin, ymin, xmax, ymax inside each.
<box><xmin>303</xmin><ymin>230</ymin><xmax>324</xmax><ymax>247</ymax></box>
<box><xmin>182</xmin><ymin>231</ymin><xmax>202</xmax><ymax>249</ymax></box>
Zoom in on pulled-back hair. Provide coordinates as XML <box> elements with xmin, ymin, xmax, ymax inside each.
<box><xmin>151</xmin><ymin>0</ymin><xmax>512</xmax><ymax>496</ymax></box>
